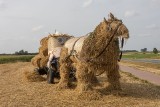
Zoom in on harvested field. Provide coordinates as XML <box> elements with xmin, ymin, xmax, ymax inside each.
<box><xmin>0</xmin><ymin>62</ymin><xmax>160</xmax><ymax>107</ymax></box>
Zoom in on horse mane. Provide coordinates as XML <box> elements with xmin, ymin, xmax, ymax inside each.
<box><xmin>80</xmin><ymin>18</ymin><xmax>120</xmax><ymax>64</ymax></box>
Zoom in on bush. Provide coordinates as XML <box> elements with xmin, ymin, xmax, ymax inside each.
<box><xmin>153</xmin><ymin>48</ymin><xmax>158</xmax><ymax>54</ymax></box>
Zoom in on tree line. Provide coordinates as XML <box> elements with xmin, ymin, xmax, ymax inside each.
<box><xmin>15</xmin><ymin>50</ymin><xmax>38</xmax><ymax>55</ymax></box>
<box><xmin>141</xmin><ymin>48</ymin><xmax>159</xmax><ymax>54</ymax></box>
<box><xmin>0</xmin><ymin>50</ymin><xmax>38</xmax><ymax>55</ymax></box>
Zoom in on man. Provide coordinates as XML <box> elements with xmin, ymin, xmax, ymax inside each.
<box><xmin>47</xmin><ymin>47</ymin><xmax>62</xmax><ymax>84</ymax></box>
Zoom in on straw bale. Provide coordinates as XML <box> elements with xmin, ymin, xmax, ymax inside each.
<box><xmin>31</xmin><ymin>54</ymin><xmax>49</xmax><ymax>68</ymax></box>
<box><xmin>39</xmin><ymin>36</ymin><xmax>48</xmax><ymax>57</ymax></box>
<box><xmin>31</xmin><ymin>36</ymin><xmax>49</xmax><ymax>68</ymax></box>
<box><xmin>31</xmin><ymin>54</ymin><xmax>41</xmax><ymax>67</ymax></box>
<box><xmin>39</xmin><ymin>47</ymin><xmax>48</xmax><ymax>57</ymax></box>
<box><xmin>22</xmin><ymin>67</ymin><xmax>46</xmax><ymax>82</ymax></box>
<box><xmin>39</xmin><ymin>56</ymin><xmax>49</xmax><ymax>68</ymax></box>
<box><xmin>40</xmin><ymin>36</ymin><xmax>49</xmax><ymax>46</ymax></box>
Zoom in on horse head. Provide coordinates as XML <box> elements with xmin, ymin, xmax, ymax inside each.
<box><xmin>94</xmin><ymin>13</ymin><xmax>129</xmax><ymax>41</ymax></box>
<box><xmin>103</xmin><ymin>13</ymin><xmax>129</xmax><ymax>39</ymax></box>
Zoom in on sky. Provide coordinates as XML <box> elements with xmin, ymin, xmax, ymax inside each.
<box><xmin>0</xmin><ymin>0</ymin><xmax>160</xmax><ymax>53</ymax></box>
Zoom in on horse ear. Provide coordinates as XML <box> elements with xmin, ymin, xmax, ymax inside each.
<box><xmin>109</xmin><ymin>13</ymin><xmax>115</xmax><ymax>19</ymax></box>
<box><xmin>104</xmin><ymin>17</ymin><xmax>109</xmax><ymax>24</ymax></box>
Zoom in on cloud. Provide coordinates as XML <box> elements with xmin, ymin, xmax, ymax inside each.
<box><xmin>82</xmin><ymin>0</ymin><xmax>93</xmax><ymax>8</ymax></box>
<box><xmin>124</xmin><ymin>10</ymin><xmax>139</xmax><ymax>18</ymax></box>
<box><xmin>0</xmin><ymin>0</ymin><xmax>4</xmax><ymax>6</ymax></box>
<box><xmin>150</xmin><ymin>0</ymin><xmax>160</xmax><ymax>7</ymax></box>
<box><xmin>138</xmin><ymin>34</ymin><xmax>152</xmax><ymax>37</ymax></box>
<box><xmin>151</xmin><ymin>0</ymin><xmax>160</xmax><ymax>3</ymax></box>
<box><xmin>146</xmin><ymin>24</ymin><xmax>159</xmax><ymax>30</ymax></box>
<box><xmin>0</xmin><ymin>0</ymin><xmax>6</xmax><ymax>10</ymax></box>
<box><xmin>132</xmin><ymin>33</ymin><xmax>152</xmax><ymax>37</ymax></box>
<box><xmin>32</xmin><ymin>25</ymin><xmax>44</xmax><ymax>32</ymax></box>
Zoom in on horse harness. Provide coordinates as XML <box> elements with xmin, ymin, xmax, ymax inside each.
<box><xmin>91</xmin><ymin>21</ymin><xmax>124</xmax><ymax>62</ymax></box>
<box><xmin>65</xmin><ymin>21</ymin><xmax>124</xmax><ymax>62</ymax></box>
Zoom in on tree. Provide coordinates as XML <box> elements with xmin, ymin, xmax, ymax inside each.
<box><xmin>24</xmin><ymin>51</ymin><xmax>28</xmax><ymax>54</ymax></box>
<box><xmin>19</xmin><ymin>50</ymin><xmax>24</xmax><ymax>55</ymax></box>
<box><xmin>141</xmin><ymin>48</ymin><xmax>147</xmax><ymax>54</ymax></box>
<box><xmin>15</xmin><ymin>50</ymin><xmax>28</xmax><ymax>55</ymax></box>
<box><xmin>15</xmin><ymin>51</ymin><xmax>19</xmax><ymax>55</ymax></box>
<box><xmin>153</xmin><ymin>48</ymin><xmax>158</xmax><ymax>54</ymax></box>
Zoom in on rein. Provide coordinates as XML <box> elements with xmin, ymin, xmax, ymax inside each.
<box><xmin>65</xmin><ymin>21</ymin><xmax>124</xmax><ymax>63</ymax></box>
<box><xmin>118</xmin><ymin>38</ymin><xmax>124</xmax><ymax>62</ymax></box>
<box><xmin>86</xmin><ymin>22</ymin><xmax>123</xmax><ymax>62</ymax></box>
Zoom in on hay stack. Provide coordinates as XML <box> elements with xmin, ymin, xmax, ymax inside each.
<box><xmin>22</xmin><ymin>66</ymin><xmax>46</xmax><ymax>82</ymax></box>
<box><xmin>31</xmin><ymin>36</ymin><xmax>49</xmax><ymax>68</ymax></box>
<box><xmin>23</xmin><ymin>70</ymin><xmax>46</xmax><ymax>82</ymax></box>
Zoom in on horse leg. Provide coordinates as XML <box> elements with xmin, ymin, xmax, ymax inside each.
<box><xmin>76</xmin><ymin>62</ymin><xmax>93</xmax><ymax>92</ymax></box>
<box><xmin>56</xmin><ymin>47</ymin><xmax>70</xmax><ymax>90</ymax></box>
<box><xmin>56</xmin><ymin>62</ymin><xmax>70</xmax><ymax>89</ymax></box>
<box><xmin>106</xmin><ymin>64</ymin><xmax>121</xmax><ymax>90</ymax></box>
<box><xmin>91</xmin><ymin>75</ymin><xmax>99</xmax><ymax>84</ymax></box>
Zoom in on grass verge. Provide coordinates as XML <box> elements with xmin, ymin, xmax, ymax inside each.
<box><xmin>0</xmin><ymin>55</ymin><xmax>34</xmax><ymax>64</ymax></box>
<box><xmin>120</xmin><ymin>70</ymin><xmax>150</xmax><ymax>84</ymax></box>
<box><xmin>122</xmin><ymin>53</ymin><xmax>160</xmax><ymax>59</ymax></box>
<box><xmin>121</xmin><ymin>60</ymin><xmax>160</xmax><ymax>70</ymax></box>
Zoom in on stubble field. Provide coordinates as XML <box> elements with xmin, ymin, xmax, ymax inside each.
<box><xmin>0</xmin><ymin>62</ymin><xmax>160</xmax><ymax>107</ymax></box>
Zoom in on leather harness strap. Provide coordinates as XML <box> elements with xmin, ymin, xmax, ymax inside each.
<box><xmin>65</xmin><ymin>37</ymin><xmax>82</xmax><ymax>61</ymax></box>
<box><xmin>70</xmin><ymin>37</ymin><xmax>82</xmax><ymax>55</ymax></box>
<box><xmin>118</xmin><ymin>38</ymin><xmax>124</xmax><ymax>62</ymax></box>
<box><xmin>86</xmin><ymin>22</ymin><xmax>123</xmax><ymax>62</ymax></box>
<box><xmin>65</xmin><ymin>22</ymin><xmax>124</xmax><ymax>63</ymax></box>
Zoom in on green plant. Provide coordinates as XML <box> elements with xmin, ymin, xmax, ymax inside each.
<box><xmin>153</xmin><ymin>48</ymin><xmax>158</xmax><ymax>54</ymax></box>
<box><xmin>0</xmin><ymin>55</ymin><xmax>34</xmax><ymax>64</ymax></box>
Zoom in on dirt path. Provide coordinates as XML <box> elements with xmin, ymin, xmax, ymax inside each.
<box><xmin>122</xmin><ymin>59</ymin><xmax>160</xmax><ymax>64</ymax></box>
<box><xmin>120</xmin><ymin>64</ymin><xmax>160</xmax><ymax>86</ymax></box>
<box><xmin>0</xmin><ymin>62</ymin><xmax>160</xmax><ymax>107</ymax></box>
